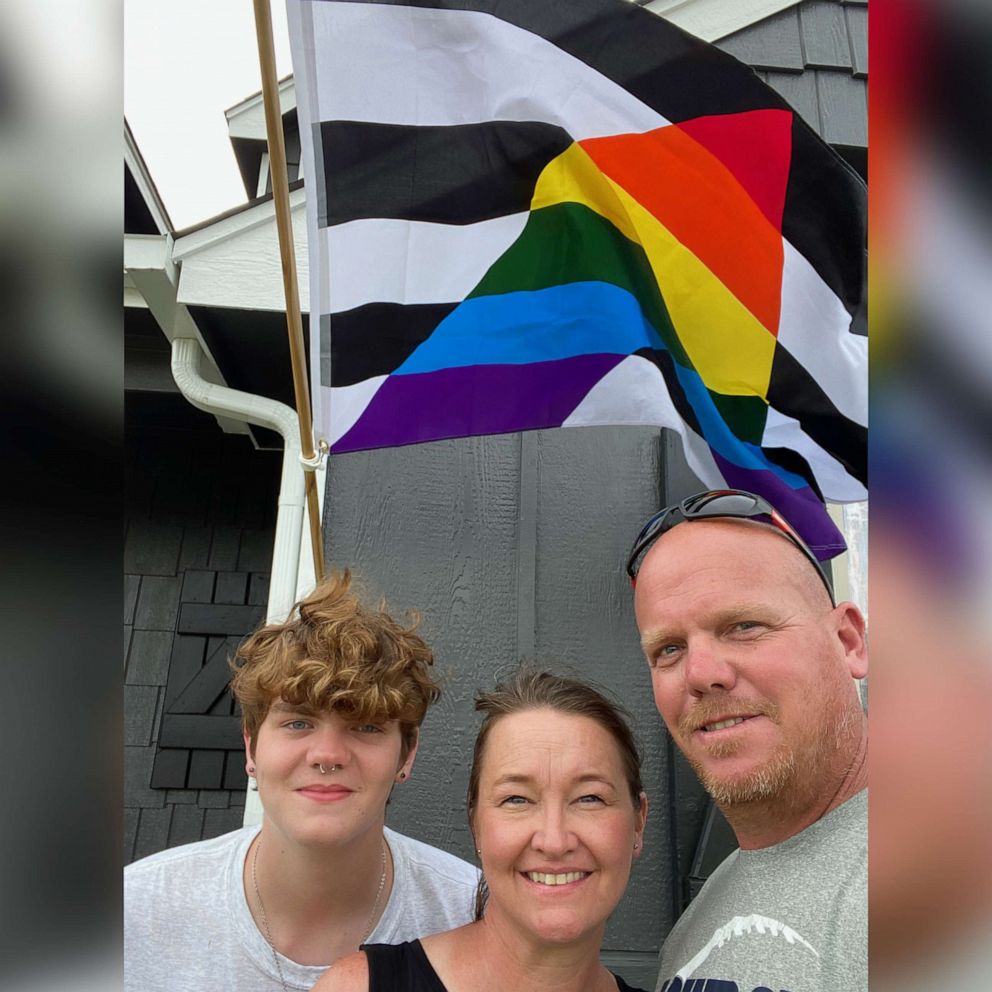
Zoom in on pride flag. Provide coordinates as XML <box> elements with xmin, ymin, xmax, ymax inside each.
<box><xmin>288</xmin><ymin>0</ymin><xmax>867</xmax><ymax>558</ymax></box>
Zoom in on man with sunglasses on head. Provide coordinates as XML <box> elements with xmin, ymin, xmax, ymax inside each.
<box><xmin>627</xmin><ymin>490</ymin><xmax>867</xmax><ymax>992</ymax></box>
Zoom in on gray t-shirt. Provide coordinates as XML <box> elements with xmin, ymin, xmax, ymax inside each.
<box><xmin>124</xmin><ymin>825</ymin><xmax>479</xmax><ymax>991</ymax></box>
<box><xmin>656</xmin><ymin>789</ymin><xmax>867</xmax><ymax>992</ymax></box>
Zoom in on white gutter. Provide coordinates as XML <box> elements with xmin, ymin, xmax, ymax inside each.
<box><xmin>170</xmin><ymin>337</ymin><xmax>306</xmax><ymax>626</ymax></box>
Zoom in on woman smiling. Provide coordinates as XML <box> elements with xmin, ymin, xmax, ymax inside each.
<box><xmin>319</xmin><ymin>668</ymin><xmax>649</xmax><ymax>992</ymax></box>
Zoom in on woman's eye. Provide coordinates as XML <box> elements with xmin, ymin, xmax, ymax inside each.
<box><xmin>499</xmin><ymin>795</ymin><xmax>528</xmax><ymax>806</ymax></box>
<box><xmin>577</xmin><ymin>794</ymin><xmax>605</xmax><ymax>805</ymax></box>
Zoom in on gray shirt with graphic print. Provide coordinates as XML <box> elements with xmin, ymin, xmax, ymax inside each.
<box><xmin>656</xmin><ymin>789</ymin><xmax>867</xmax><ymax>992</ymax></box>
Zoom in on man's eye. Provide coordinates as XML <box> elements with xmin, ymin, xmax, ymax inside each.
<box><xmin>651</xmin><ymin>644</ymin><xmax>682</xmax><ymax>667</ymax></box>
<box><xmin>732</xmin><ymin>621</ymin><xmax>763</xmax><ymax>634</ymax></box>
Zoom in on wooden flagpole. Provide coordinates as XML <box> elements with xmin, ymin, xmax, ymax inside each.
<box><xmin>252</xmin><ymin>0</ymin><xmax>325</xmax><ymax>582</ymax></box>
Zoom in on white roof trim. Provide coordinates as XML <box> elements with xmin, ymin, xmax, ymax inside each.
<box><xmin>226</xmin><ymin>76</ymin><xmax>296</xmax><ymax>141</ymax></box>
<box><xmin>172</xmin><ymin>189</ymin><xmax>309</xmax><ymax>314</ymax></box>
<box><xmin>172</xmin><ymin>185</ymin><xmax>307</xmax><ymax>261</ymax></box>
<box><xmin>125</xmin><ymin>119</ymin><xmax>174</xmax><ymax>234</ymax></box>
<box><xmin>640</xmin><ymin>0</ymin><xmax>804</xmax><ymax>41</ymax></box>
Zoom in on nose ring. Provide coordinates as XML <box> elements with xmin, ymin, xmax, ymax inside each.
<box><xmin>318</xmin><ymin>763</ymin><xmax>339</xmax><ymax>774</ymax></box>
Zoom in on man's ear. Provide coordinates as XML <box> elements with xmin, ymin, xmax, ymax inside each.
<box><xmin>836</xmin><ymin>602</ymin><xmax>869</xmax><ymax>680</ymax></box>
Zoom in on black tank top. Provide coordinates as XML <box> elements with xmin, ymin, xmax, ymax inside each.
<box><xmin>363</xmin><ymin>940</ymin><xmax>647</xmax><ymax>992</ymax></box>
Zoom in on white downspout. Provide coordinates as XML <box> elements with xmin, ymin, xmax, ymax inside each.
<box><xmin>171</xmin><ymin>337</ymin><xmax>308</xmax><ymax>625</ymax></box>
<box><xmin>171</xmin><ymin>336</ymin><xmax>316</xmax><ymax>826</ymax></box>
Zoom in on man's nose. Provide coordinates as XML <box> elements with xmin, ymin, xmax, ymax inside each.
<box><xmin>684</xmin><ymin>639</ymin><xmax>738</xmax><ymax>696</ymax></box>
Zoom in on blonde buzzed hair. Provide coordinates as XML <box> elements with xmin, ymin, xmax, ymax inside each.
<box><xmin>230</xmin><ymin>570</ymin><xmax>440</xmax><ymax>758</ymax></box>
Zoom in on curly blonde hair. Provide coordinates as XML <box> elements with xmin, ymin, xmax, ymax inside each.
<box><xmin>230</xmin><ymin>570</ymin><xmax>439</xmax><ymax>759</ymax></box>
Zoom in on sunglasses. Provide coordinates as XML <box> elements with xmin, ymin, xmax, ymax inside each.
<box><xmin>626</xmin><ymin>489</ymin><xmax>835</xmax><ymax>606</ymax></box>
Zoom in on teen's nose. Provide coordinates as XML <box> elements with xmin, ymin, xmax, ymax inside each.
<box><xmin>308</xmin><ymin>724</ymin><xmax>350</xmax><ymax>771</ymax></box>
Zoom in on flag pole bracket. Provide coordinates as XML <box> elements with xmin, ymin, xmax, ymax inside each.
<box><xmin>299</xmin><ymin>438</ymin><xmax>329</xmax><ymax>473</ymax></box>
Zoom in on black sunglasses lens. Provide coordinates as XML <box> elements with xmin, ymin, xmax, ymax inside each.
<box><xmin>686</xmin><ymin>491</ymin><xmax>763</xmax><ymax>518</ymax></box>
<box><xmin>633</xmin><ymin>510</ymin><xmax>666</xmax><ymax>545</ymax></box>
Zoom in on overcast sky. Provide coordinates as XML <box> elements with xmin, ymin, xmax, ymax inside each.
<box><xmin>125</xmin><ymin>0</ymin><xmax>294</xmax><ymax>229</ymax></box>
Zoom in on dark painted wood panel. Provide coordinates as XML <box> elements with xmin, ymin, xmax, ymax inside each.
<box><xmin>177</xmin><ymin>602</ymin><xmax>265</xmax><ymax>635</ymax></box>
<box><xmin>181</xmin><ymin>569</ymin><xmax>216</xmax><ymax>604</ymax></box>
<box><xmin>158</xmin><ymin>714</ymin><xmax>243</xmax><ymax>750</ymax></box>
<box><xmin>187</xmin><ymin>749</ymin><xmax>226</xmax><ymax>790</ymax></box>
<box><xmin>151</xmin><ymin>748</ymin><xmax>190</xmax><ymax>789</ymax></box>
<box><xmin>164</xmin><ymin>635</ymin><xmax>206</xmax><ymax>709</ymax></box>
<box><xmin>214</xmin><ymin>571</ymin><xmax>248</xmax><ymax>605</ymax></box>
<box><xmin>224</xmin><ymin>751</ymin><xmax>249</xmax><ymax>791</ymax></box>
<box><xmin>170</xmin><ymin>637</ymin><xmax>241</xmax><ymax>713</ymax></box>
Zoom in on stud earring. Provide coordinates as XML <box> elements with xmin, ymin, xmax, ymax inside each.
<box><xmin>398</xmin><ymin>771</ymin><xmax>406</xmax><ymax>780</ymax></box>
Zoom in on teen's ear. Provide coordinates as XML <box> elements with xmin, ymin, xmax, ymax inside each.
<box><xmin>243</xmin><ymin>729</ymin><xmax>255</xmax><ymax>775</ymax></box>
<box><xmin>396</xmin><ymin>727</ymin><xmax>419</xmax><ymax>782</ymax></box>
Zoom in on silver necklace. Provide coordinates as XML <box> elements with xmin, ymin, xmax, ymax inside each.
<box><xmin>251</xmin><ymin>837</ymin><xmax>388</xmax><ymax>991</ymax></box>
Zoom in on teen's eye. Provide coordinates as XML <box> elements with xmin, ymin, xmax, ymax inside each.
<box><xmin>354</xmin><ymin>723</ymin><xmax>384</xmax><ymax>734</ymax></box>
<box><xmin>284</xmin><ymin>719</ymin><xmax>311</xmax><ymax>731</ymax></box>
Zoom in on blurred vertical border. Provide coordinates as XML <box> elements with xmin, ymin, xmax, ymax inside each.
<box><xmin>871</xmin><ymin>0</ymin><xmax>992</xmax><ymax>987</ymax></box>
<box><xmin>0</xmin><ymin>1</ymin><xmax>121</xmax><ymax>989</ymax></box>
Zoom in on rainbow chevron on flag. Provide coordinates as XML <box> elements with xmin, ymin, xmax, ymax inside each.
<box><xmin>288</xmin><ymin>0</ymin><xmax>867</xmax><ymax>558</ymax></box>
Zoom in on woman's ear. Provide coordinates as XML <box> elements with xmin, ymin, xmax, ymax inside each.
<box><xmin>633</xmin><ymin>791</ymin><xmax>648</xmax><ymax>857</ymax></box>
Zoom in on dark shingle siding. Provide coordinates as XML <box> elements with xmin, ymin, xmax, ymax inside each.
<box><xmin>123</xmin><ymin>397</ymin><xmax>278</xmax><ymax>864</ymax></box>
<box><xmin>845</xmin><ymin>4</ymin><xmax>868</xmax><ymax>78</ymax></box>
<box><xmin>717</xmin><ymin>8</ymin><xmax>804</xmax><ymax>71</ymax></box>
<box><xmin>716</xmin><ymin>0</ymin><xmax>867</xmax><ymax>148</ymax></box>
<box><xmin>800</xmin><ymin>1</ymin><xmax>852</xmax><ymax>70</ymax></box>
